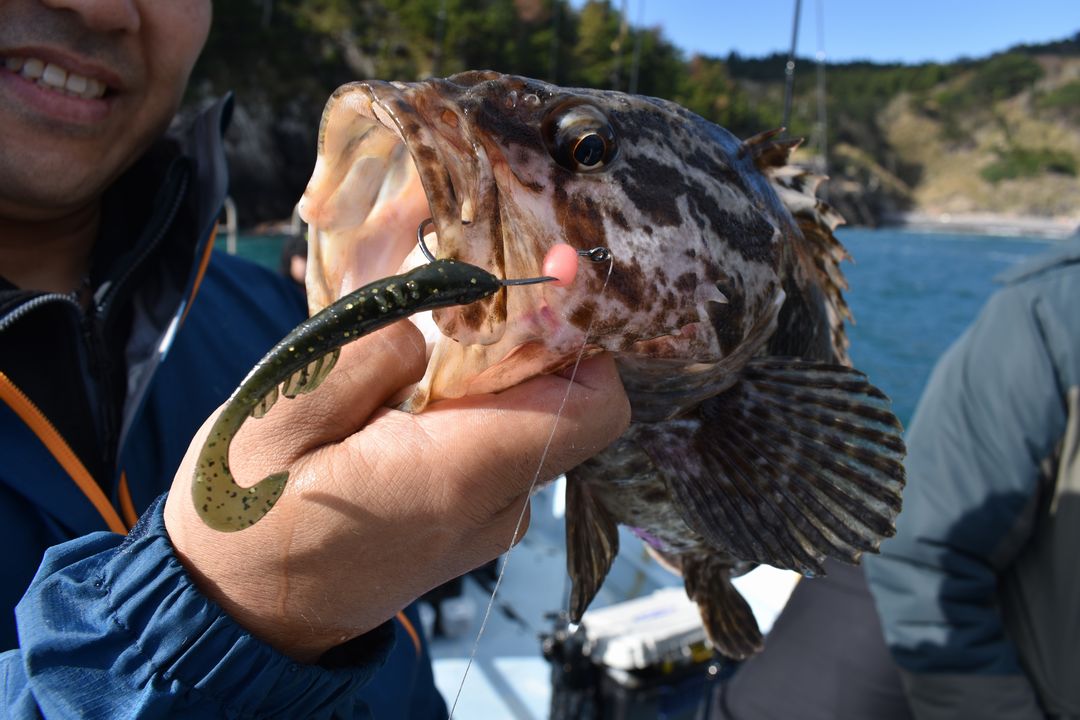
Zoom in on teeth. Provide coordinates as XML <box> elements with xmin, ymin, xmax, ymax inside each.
<box><xmin>65</xmin><ymin>74</ymin><xmax>87</xmax><ymax>94</ymax></box>
<box><xmin>22</xmin><ymin>58</ymin><xmax>43</xmax><ymax>79</ymax></box>
<box><xmin>4</xmin><ymin>56</ymin><xmax>107</xmax><ymax>99</ymax></box>
<box><xmin>41</xmin><ymin>63</ymin><xmax>66</xmax><ymax>88</ymax></box>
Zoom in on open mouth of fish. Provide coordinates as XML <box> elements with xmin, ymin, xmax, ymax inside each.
<box><xmin>297</xmin><ymin>78</ymin><xmax>602</xmax><ymax>409</ymax></box>
<box><xmin>299</xmin><ymin>81</ymin><xmax>473</xmax><ymax>311</ymax></box>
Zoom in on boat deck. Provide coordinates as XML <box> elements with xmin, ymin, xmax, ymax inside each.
<box><xmin>428</xmin><ymin>480</ymin><xmax>799</xmax><ymax>718</ymax></box>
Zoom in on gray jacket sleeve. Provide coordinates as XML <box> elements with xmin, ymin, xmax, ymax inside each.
<box><xmin>864</xmin><ymin>277</ymin><xmax>1070</xmax><ymax>720</ymax></box>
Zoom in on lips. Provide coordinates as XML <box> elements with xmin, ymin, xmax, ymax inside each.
<box><xmin>364</xmin><ymin>85</ymin><xmax>473</xmax><ymax>266</ymax></box>
<box><xmin>0</xmin><ymin>46</ymin><xmax>126</xmax><ymax>126</ymax></box>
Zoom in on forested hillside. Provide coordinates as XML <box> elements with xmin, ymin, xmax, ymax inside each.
<box><xmin>182</xmin><ymin>0</ymin><xmax>1080</xmax><ymax>229</ymax></box>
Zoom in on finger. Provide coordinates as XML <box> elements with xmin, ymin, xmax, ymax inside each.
<box><xmin>230</xmin><ymin>319</ymin><xmax>427</xmax><ymax>465</ymax></box>
<box><xmin>478</xmin><ymin>351</ymin><xmax>630</xmax><ymax>475</ymax></box>
<box><xmin>296</xmin><ymin>352</ymin><xmax>627</xmax><ymax>533</ymax></box>
<box><xmin>407</xmin><ymin>353</ymin><xmax>629</xmax><ymax>521</ymax></box>
<box><xmin>262</xmin><ymin>352</ymin><xmax>627</xmax><ymax>623</ymax></box>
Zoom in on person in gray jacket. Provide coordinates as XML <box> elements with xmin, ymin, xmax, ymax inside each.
<box><xmin>865</xmin><ymin>239</ymin><xmax>1080</xmax><ymax>720</ymax></box>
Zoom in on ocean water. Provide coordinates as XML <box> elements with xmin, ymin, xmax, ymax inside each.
<box><xmin>218</xmin><ymin>233</ymin><xmax>287</xmax><ymax>272</ymax></box>
<box><xmin>225</xmin><ymin>228</ymin><xmax>1058</xmax><ymax>427</ymax></box>
<box><xmin>839</xmin><ymin>228</ymin><xmax>1054</xmax><ymax>427</ymax></box>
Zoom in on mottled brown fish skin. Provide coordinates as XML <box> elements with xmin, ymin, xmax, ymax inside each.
<box><xmin>300</xmin><ymin>72</ymin><xmax>905</xmax><ymax>660</ymax></box>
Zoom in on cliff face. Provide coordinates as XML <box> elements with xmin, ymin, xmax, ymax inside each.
<box><xmin>175</xmin><ymin>92</ymin><xmax>321</xmax><ymax>228</ymax></box>
<box><xmin>787</xmin><ymin>49</ymin><xmax>1080</xmax><ymax>229</ymax></box>
<box><xmin>223</xmin><ymin>97</ymin><xmax>320</xmax><ymax>226</ymax></box>
<box><xmin>876</xmin><ymin>55</ymin><xmax>1080</xmax><ymax>219</ymax></box>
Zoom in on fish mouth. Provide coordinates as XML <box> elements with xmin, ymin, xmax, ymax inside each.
<box><xmin>298</xmin><ymin>80</ymin><xmax>499</xmax><ymax>322</ymax></box>
<box><xmin>298</xmin><ymin>77</ymin><xmax>585</xmax><ymax>408</ymax></box>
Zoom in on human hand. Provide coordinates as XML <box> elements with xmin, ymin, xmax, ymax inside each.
<box><xmin>163</xmin><ymin>319</ymin><xmax>629</xmax><ymax>663</ymax></box>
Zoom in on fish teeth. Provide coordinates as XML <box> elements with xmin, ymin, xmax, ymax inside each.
<box><xmin>4</xmin><ymin>56</ymin><xmax>108</xmax><ymax>99</ymax></box>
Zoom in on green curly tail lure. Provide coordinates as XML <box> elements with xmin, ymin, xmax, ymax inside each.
<box><xmin>193</xmin><ymin>259</ymin><xmax>505</xmax><ymax>532</ymax></box>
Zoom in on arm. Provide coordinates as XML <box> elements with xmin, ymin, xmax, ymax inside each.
<box><xmin>4</xmin><ymin>500</ymin><xmax>398</xmax><ymax>719</ymax></box>
<box><xmin>6</xmin><ymin>320</ymin><xmax>630</xmax><ymax>715</ymax></box>
<box><xmin>865</xmin><ymin>284</ymin><xmax>1064</xmax><ymax>720</ymax></box>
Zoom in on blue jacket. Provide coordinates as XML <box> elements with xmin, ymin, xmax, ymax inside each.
<box><xmin>865</xmin><ymin>240</ymin><xmax>1080</xmax><ymax>720</ymax></box>
<box><xmin>0</xmin><ymin>97</ymin><xmax>446</xmax><ymax>718</ymax></box>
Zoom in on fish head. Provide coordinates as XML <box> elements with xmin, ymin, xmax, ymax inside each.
<box><xmin>300</xmin><ymin>72</ymin><xmax>795</xmax><ymax>412</ymax></box>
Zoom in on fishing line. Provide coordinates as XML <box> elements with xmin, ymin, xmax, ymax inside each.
<box><xmin>448</xmin><ymin>256</ymin><xmax>615</xmax><ymax>719</ymax></box>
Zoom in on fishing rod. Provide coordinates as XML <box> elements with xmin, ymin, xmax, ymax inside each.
<box><xmin>781</xmin><ymin>0</ymin><xmax>803</xmax><ymax>135</ymax></box>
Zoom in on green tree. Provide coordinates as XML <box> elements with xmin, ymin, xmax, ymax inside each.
<box><xmin>625</xmin><ymin>27</ymin><xmax>685</xmax><ymax>98</ymax></box>
<box><xmin>969</xmin><ymin>52</ymin><xmax>1045</xmax><ymax>100</ymax></box>
<box><xmin>570</xmin><ymin>0</ymin><xmax>622</xmax><ymax>89</ymax></box>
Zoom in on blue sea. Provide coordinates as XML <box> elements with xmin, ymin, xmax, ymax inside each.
<box><xmin>226</xmin><ymin>228</ymin><xmax>1059</xmax><ymax>428</ymax></box>
<box><xmin>838</xmin><ymin>228</ymin><xmax>1055</xmax><ymax>426</ymax></box>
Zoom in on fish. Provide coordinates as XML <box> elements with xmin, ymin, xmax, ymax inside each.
<box><xmin>200</xmin><ymin>70</ymin><xmax>905</xmax><ymax>660</ymax></box>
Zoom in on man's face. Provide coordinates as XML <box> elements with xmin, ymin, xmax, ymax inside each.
<box><xmin>0</xmin><ymin>0</ymin><xmax>211</xmax><ymax>221</ymax></box>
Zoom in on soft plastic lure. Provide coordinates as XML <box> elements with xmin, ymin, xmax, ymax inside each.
<box><xmin>192</xmin><ymin>238</ymin><xmax>608</xmax><ymax>532</ymax></box>
<box><xmin>194</xmin><ymin>258</ymin><xmax>536</xmax><ymax>531</ymax></box>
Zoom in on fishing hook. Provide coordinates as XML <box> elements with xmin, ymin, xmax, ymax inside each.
<box><xmin>416</xmin><ymin>217</ymin><xmax>439</xmax><ymax>263</ymax></box>
<box><xmin>578</xmin><ymin>247</ymin><xmax>612</xmax><ymax>263</ymax></box>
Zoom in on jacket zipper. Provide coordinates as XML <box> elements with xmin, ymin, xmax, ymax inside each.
<box><xmin>88</xmin><ymin>164</ymin><xmax>191</xmax><ymax>476</ymax></box>
<box><xmin>81</xmin><ymin>311</ymin><xmax>116</xmax><ymax>475</ymax></box>
<box><xmin>93</xmin><ymin>165</ymin><xmax>190</xmax><ymax>316</ymax></box>
<box><xmin>0</xmin><ymin>293</ymin><xmax>79</xmax><ymax>334</ymax></box>
<box><xmin>0</xmin><ymin>293</ymin><xmax>117</xmax><ymax>480</ymax></box>
<box><xmin>0</xmin><ymin>164</ymin><xmax>191</xmax><ymax>484</ymax></box>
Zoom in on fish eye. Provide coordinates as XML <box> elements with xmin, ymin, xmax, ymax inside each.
<box><xmin>573</xmin><ymin>133</ymin><xmax>607</xmax><ymax>167</ymax></box>
<box><xmin>542</xmin><ymin>102</ymin><xmax>618</xmax><ymax>173</ymax></box>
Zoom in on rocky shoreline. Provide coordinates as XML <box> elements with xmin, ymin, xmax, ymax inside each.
<box><xmin>882</xmin><ymin>212</ymin><xmax>1080</xmax><ymax>240</ymax></box>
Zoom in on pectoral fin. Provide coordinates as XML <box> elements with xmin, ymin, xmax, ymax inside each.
<box><xmin>565</xmin><ymin>470</ymin><xmax>620</xmax><ymax>623</ymax></box>
<box><xmin>638</xmin><ymin>358</ymin><xmax>905</xmax><ymax>575</ymax></box>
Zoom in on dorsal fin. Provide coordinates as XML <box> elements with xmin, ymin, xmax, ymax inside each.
<box><xmin>745</xmin><ymin>129</ymin><xmax>851</xmax><ymax>364</ymax></box>
<box><xmin>743</xmin><ymin>128</ymin><xmax>803</xmax><ymax>172</ymax></box>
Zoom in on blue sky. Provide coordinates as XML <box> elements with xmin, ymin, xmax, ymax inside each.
<box><xmin>571</xmin><ymin>1</ymin><xmax>1080</xmax><ymax>64</ymax></box>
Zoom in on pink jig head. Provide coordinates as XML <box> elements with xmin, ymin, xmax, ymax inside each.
<box><xmin>540</xmin><ymin>243</ymin><xmax>614</xmax><ymax>288</ymax></box>
<box><xmin>542</xmin><ymin>243</ymin><xmax>580</xmax><ymax>287</ymax></box>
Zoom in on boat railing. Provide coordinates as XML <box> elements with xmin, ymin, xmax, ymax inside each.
<box><xmin>220</xmin><ymin>196</ymin><xmax>238</xmax><ymax>254</ymax></box>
